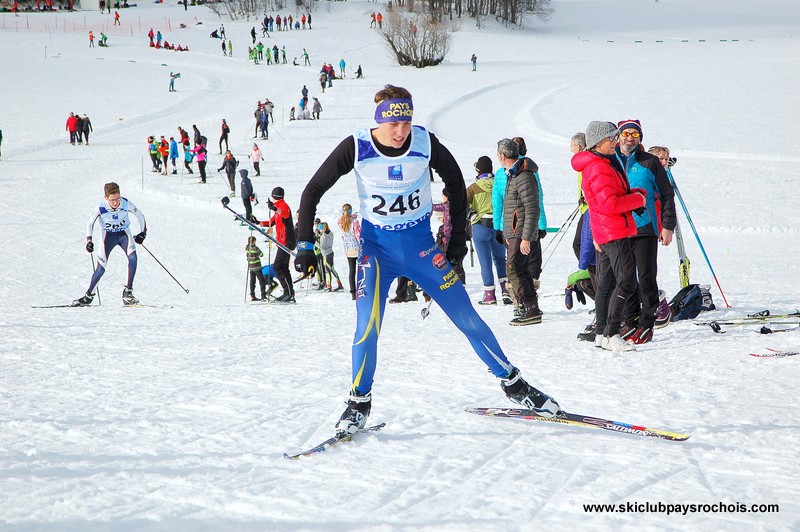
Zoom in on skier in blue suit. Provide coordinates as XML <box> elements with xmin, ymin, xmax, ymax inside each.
<box><xmin>294</xmin><ymin>84</ymin><xmax>562</xmax><ymax>437</ymax></box>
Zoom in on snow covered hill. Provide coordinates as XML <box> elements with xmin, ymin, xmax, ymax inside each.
<box><xmin>0</xmin><ymin>0</ymin><xmax>798</xmax><ymax>528</ymax></box>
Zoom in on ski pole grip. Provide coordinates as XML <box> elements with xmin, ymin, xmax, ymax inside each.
<box><xmin>221</xmin><ymin>196</ymin><xmax>230</xmax><ymax>207</ymax></box>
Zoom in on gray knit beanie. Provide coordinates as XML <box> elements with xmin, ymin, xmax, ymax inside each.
<box><xmin>585</xmin><ymin>121</ymin><xmax>619</xmax><ymax>150</ymax></box>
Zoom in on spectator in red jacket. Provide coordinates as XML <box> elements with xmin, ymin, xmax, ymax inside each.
<box><xmin>260</xmin><ymin>187</ymin><xmax>297</xmax><ymax>302</ymax></box>
<box><xmin>571</xmin><ymin>121</ymin><xmax>646</xmax><ymax>352</ymax></box>
<box><xmin>66</xmin><ymin>112</ymin><xmax>79</xmax><ymax>145</ymax></box>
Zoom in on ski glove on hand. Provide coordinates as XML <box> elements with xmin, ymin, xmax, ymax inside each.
<box><xmin>134</xmin><ymin>232</ymin><xmax>147</xmax><ymax>244</ymax></box>
<box><xmin>86</xmin><ymin>241</ymin><xmax>94</xmax><ymax>253</ymax></box>
<box><xmin>446</xmin><ymin>235</ymin><xmax>468</xmax><ymax>266</ymax></box>
<box><xmin>538</xmin><ymin>229</ymin><xmax>547</xmax><ymax>240</ymax></box>
<box><xmin>267</xmin><ymin>199</ymin><xmax>277</xmax><ymax>211</ymax></box>
<box><xmin>293</xmin><ymin>241</ymin><xmax>317</xmax><ymax>277</ymax></box>
<box><xmin>495</xmin><ymin>230</ymin><xmax>504</xmax><ymax>245</ymax></box>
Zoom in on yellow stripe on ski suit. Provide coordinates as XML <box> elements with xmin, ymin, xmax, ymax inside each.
<box><xmin>352</xmin><ymin>258</ymin><xmax>381</xmax><ymax>391</ymax></box>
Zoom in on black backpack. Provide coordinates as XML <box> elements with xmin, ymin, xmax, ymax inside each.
<box><xmin>669</xmin><ymin>284</ymin><xmax>716</xmax><ymax>321</ymax></box>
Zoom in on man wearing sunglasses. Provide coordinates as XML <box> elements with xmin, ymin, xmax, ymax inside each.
<box><xmin>615</xmin><ymin>119</ymin><xmax>676</xmax><ymax>345</ymax></box>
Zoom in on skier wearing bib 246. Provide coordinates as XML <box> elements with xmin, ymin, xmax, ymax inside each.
<box><xmin>73</xmin><ymin>182</ymin><xmax>147</xmax><ymax>307</ymax></box>
<box><xmin>294</xmin><ymin>84</ymin><xmax>562</xmax><ymax>438</ymax></box>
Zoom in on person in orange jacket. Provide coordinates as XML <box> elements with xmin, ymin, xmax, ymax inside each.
<box><xmin>158</xmin><ymin>137</ymin><xmax>170</xmax><ymax>175</ymax></box>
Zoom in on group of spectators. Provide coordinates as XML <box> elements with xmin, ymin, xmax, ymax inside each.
<box><xmin>147</xmin><ymin>27</ymin><xmax>189</xmax><ymax>51</ymax></box>
<box><xmin>65</xmin><ymin>112</ymin><xmax>93</xmax><ymax>145</ymax></box>
<box><xmin>569</xmin><ymin>120</ymin><xmax>676</xmax><ymax>351</ymax></box>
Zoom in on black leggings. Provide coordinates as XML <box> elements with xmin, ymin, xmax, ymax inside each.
<box><xmin>347</xmin><ymin>256</ymin><xmax>357</xmax><ymax>296</ymax></box>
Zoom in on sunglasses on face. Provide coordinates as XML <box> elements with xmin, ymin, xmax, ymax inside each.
<box><xmin>620</xmin><ymin>131</ymin><xmax>641</xmax><ymax>138</ymax></box>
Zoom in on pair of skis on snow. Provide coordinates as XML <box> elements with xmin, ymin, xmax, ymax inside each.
<box><xmin>284</xmin><ymin>407</ymin><xmax>691</xmax><ymax>459</ymax></box>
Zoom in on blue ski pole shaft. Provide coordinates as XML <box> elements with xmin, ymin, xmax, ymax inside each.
<box><xmin>669</xmin><ymin>174</ymin><xmax>730</xmax><ymax>307</ymax></box>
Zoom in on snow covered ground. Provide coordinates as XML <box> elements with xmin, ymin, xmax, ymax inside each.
<box><xmin>1</xmin><ymin>0</ymin><xmax>799</xmax><ymax>528</ymax></box>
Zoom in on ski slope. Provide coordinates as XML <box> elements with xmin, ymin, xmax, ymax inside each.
<box><xmin>1</xmin><ymin>0</ymin><xmax>799</xmax><ymax>528</ymax></box>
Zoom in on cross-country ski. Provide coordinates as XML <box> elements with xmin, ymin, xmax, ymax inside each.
<box><xmin>466</xmin><ymin>407</ymin><xmax>690</xmax><ymax>442</ymax></box>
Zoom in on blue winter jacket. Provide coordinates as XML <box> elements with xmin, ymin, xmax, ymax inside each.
<box><xmin>615</xmin><ymin>146</ymin><xmax>676</xmax><ymax>236</ymax></box>
<box><xmin>169</xmin><ymin>140</ymin><xmax>179</xmax><ymax>160</ymax></box>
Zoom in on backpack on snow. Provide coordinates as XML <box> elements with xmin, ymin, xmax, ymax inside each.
<box><xmin>669</xmin><ymin>284</ymin><xmax>716</xmax><ymax>321</ymax></box>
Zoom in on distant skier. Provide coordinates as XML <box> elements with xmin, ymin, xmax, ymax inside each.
<box><xmin>169</xmin><ymin>71</ymin><xmax>179</xmax><ymax>92</ymax></box>
<box><xmin>73</xmin><ymin>182</ymin><xmax>147</xmax><ymax>307</ymax></box>
<box><xmin>218</xmin><ymin>150</ymin><xmax>238</xmax><ymax>196</ymax></box>
<box><xmin>471</xmin><ymin>53</ymin><xmax>477</xmax><ymax>71</ymax></box>
<box><xmin>219</xmin><ymin>118</ymin><xmax>230</xmax><ymax>153</ymax></box>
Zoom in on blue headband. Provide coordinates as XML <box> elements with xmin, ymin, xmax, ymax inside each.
<box><xmin>374</xmin><ymin>98</ymin><xmax>414</xmax><ymax>123</ymax></box>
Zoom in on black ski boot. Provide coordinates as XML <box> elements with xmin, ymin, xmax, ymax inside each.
<box><xmin>71</xmin><ymin>292</ymin><xmax>95</xmax><ymax>307</ymax></box>
<box><xmin>335</xmin><ymin>391</ymin><xmax>372</xmax><ymax>438</ymax></box>
<box><xmin>122</xmin><ymin>287</ymin><xmax>139</xmax><ymax>306</ymax></box>
<box><xmin>500</xmin><ymin>368</ymin><xmax>562</xmax><ymax>417</ymax></box>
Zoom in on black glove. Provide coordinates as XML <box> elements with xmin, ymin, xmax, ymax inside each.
<box><xmin>445</xmin><ymin>235</ymin><xmax>467</xmax><ymax>266</ymax></box>
<box><xmin>267</xmin><ymin>199</ymin><xmax>277</xmax><ymax>211</ymax></box>
<box><xmin>495</xmin><ymin>230</ymin><xmax>504</xmax><ymax>245</ymax></box>
<box><xmin>134</xmin><ymin>231</ymin><xmax>147</xmax><ymax>244</ymax></box>
<box><xmin>538</xmin><ymin>229</ymin><xmax>547</xmax><ymax>240</ymax></box>
<box><xmin>293</xmin><ymin>241</ymin><xmax>318</xmax><ymax>276</ymax></box>
<box><xmin>668</xmin><ymin>157</ymin><xmax>677</xmax><ymax>168</ymax></box>
<box><xmin>575</xmin><ymin>289</ymin><xmax>586</xmax><ymax>305</ymax></box>
<box><xmin>86</xmin><ymin>241</ymin><xmax>94</xmax><ymax>253</ymax></box>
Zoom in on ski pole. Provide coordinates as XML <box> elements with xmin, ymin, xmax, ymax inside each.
<box><xmin>542</xmin><ymin>206</ymin><xmax>580</xmax><ymax>271</ymax></box>
<box><xmin>244</xmin><ymin>263</ymin><xmax>249</xmax><ymax>304</ymax></box>
<box><xmin>541</xmin><ymin>206</ymin><xmax>579</xmax><ymax>258</ymax></box>
<box><xmin>139</xmin><ymin>243</ymin><xmax>190</xmax><ymax>293</ymax></box>
<box><xmin>221</xmin><ymin>197</ymin><xmax>296</xmax><ymax>256</ymax></box>
<box><xmin>669</xmin><ymin>172</ymin><xmax>730</xmax><ymax>307</ymax></box>
<box><xmin>90</xmin><ymin>253</ymin><xmax>102</xmax><ymax>305</ymax></box>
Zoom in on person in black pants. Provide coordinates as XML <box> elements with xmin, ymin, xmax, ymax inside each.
<box><xmin>219</xmin><ymin>119</ymin><xmax>230</xmax><ymax>154</ymax></box>
<box><xmin>259</xmin><ymin>187</ymin><xmax>296</xmax><ymax>302</ymax></box>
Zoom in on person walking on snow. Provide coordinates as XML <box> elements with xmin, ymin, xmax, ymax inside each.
<box><xmin>218</xmin><ymin>150</ymin><xmax>238</xmax><ymax>196</ymax></box>
<box><xmin>73</xmin><ymin>182</ymin><xmax>147</xmax><ymax>307</ymax></box>
<box><xmin>249</xmin><ymin>143</ymin><xmax>264</xmax><ymax>176</ymax></box>
<box><xmin>89</xmin><ymin>31</ymin><xmax>95</xmax><ymax>47</ymax></box>
<box><xmin>293</xmin><ymin>84</ymin><xmax>563</xmax><ymax>439</ymax></box>
<box><xmin>219</xmin><ymin>119</ymin><xmax>230</xmax><ymax>153</ymax></box>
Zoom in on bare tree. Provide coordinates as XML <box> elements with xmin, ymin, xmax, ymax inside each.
<box><xmin>379</xmin><ymin>9</ymin><xmax>459</xmax><ymax>68</ymax></box>
<box><xmin>207</xmin><ymin>0</ymin><xmax>296</xmax><ymax>21</ymax></box>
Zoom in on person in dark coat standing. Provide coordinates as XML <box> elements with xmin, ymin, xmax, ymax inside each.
<box><xmin>240</xmin><ymin>169</ymin><xmax>257</xmax><ymax>222</ymax></box>
<box><xmin>496</xmin><ymin>138</ymin><xmax>542</xmax><ymax>326</ymax></box>
<box><xmin>218</xmin><ymin>150</ymin><xmax>238</xmax><ymax>196</ymax></box>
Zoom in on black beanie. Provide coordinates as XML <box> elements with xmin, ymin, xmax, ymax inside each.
<box><xmin>474</xmin><ymin>155</ymin><xmax>493</xmax><ymax>175</ymax></box>
<box><xmin>271</xmin><ymin>186</ymin><xmax>285</xmax><ymax>199</ymax></box>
